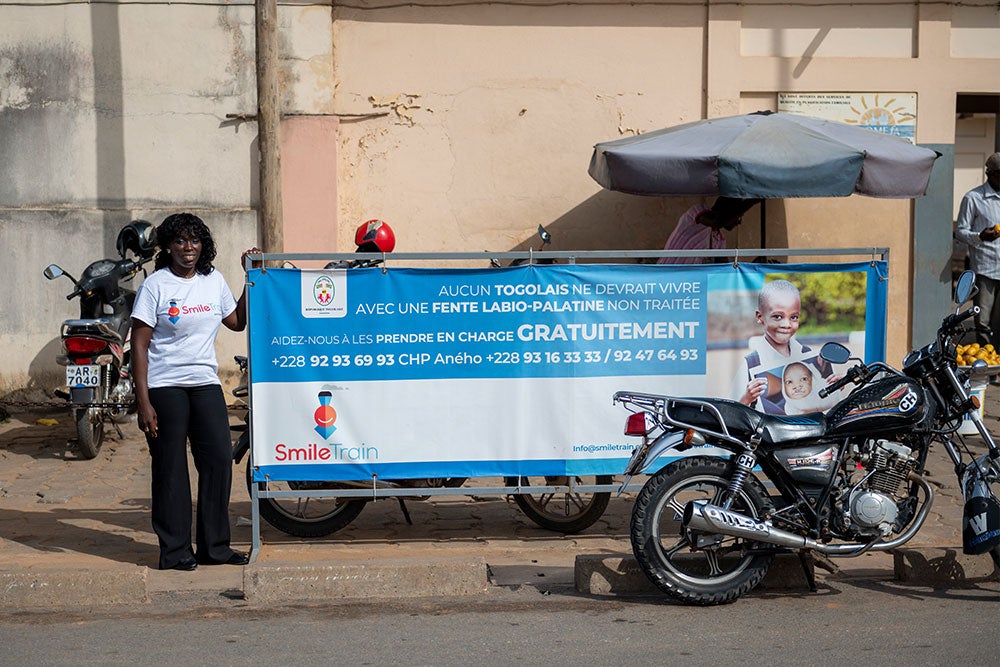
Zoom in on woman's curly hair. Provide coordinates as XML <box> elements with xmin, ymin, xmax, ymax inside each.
<box><xmin>153</xmin><ymin>212</ymin><xmax>217</xmax><ymax>275</ymax></box>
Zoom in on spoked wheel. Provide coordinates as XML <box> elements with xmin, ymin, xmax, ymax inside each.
<box><xmin>630</xmin><ymin>456</ymin><xmax>773</xmax><ymax>605</ymax></box>
<box><xmin>74</xmin><ymin>407</ymin><xmax>104</xmax><ymax>459</ymax></box>
<box><xmin>245</xmin><ymin>461</ymin><xmax>367</xmax><ymax>537</ymax></box>
<box><xmin>505</xmin><ymin>475</ymin><xmax>612</xmax><ymax>533</ymax></box>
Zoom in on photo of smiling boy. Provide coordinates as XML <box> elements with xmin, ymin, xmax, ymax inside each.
<box><xmin>730</xmin><ymin>279</ymin><xmax>833</xmax><ymax>414</ymax></box>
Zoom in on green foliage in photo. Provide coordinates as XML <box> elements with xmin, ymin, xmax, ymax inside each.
<box><xmin>767</xmin><ymin>272</ymin><xmax>867</xmax><ymax>334</ymax></box>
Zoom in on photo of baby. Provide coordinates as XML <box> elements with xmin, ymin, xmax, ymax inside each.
<box><xmin>779</xmin><ymin>361</ymin><xmax>840</xmax><ymax>415</ymax></box>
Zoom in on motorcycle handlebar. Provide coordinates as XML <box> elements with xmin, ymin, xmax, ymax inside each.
<box><xmin>819</xmin><ymin>366</ymin><xmax>861</xmax><ymax>399</ymax></box>
<box><xmin>942</xmin><ymin>306</ymin><xmax>978</xmax><ymax>333</ymax></box>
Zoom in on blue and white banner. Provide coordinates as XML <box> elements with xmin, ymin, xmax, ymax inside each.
<box><xmin>248</xmin><ymin>262</ymin><xmax>887</xmax><ymax>481</ymax></box>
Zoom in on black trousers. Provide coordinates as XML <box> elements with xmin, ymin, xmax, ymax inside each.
<box><xmin>147</xmin><ymin>384</ymin><xmax>235</xmax><ymax>568</ymax></box>
<box><xmin>973</xmin><ymin>274</ymin><xmax>1000</xmax><ymax>347</ymax></box>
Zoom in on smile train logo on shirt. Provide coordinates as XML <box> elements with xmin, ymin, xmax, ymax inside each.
<box><xmin>167</xmin><ymin>300</ymin><xmax>181</xmax><ymax>324</ymax></box>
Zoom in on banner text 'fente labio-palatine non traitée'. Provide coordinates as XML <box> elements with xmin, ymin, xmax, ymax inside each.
<box><xmin>247</xmin><ymin>262</ymin><xmax>888</xmax><ymax>482</ymax></box>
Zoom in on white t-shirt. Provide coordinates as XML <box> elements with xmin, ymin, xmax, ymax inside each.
<box><xmin>132</xmin><ymin>268</ymin><xmax>237</xmax><ymax>388</ymax></box>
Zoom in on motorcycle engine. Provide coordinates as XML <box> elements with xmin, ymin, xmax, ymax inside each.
<box><xmin>839</xmin><ymin>440</ymin><xmax>919</xmax><ymax>538</ymax></box>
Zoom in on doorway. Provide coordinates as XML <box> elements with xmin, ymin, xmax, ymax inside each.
<box><xmin>952</xmin><ymin>94</ymin><xmax>1000</xmax><ymax>276</ymax></box>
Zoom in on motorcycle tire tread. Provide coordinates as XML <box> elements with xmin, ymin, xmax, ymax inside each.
<box><xmin>630</xmin><ymin>455</ymin><xmax>774</xmax><ymax>606</ymax></box>
<box><xmin>74</xmin><ymin>408</ymin><xmax>103</xmax><ymax>459</ymax></box>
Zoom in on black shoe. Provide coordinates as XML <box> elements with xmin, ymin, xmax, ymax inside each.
<box><xmin>198</xmin><ymin>551</ymin><xmax>249</xmax><ymax>566</ymax></box>
<box><xmin>162</xmin><ymin>558</ymin><xmax>197</xmax><ymax>571</ymax></box>
<box><xmin>223</xmin><ymin>551</ymin><xmax>250</xmax><ymax>566</ymax></box>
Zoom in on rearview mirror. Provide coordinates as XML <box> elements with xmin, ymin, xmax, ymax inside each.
<box><xmin>820</xmin><ymin>341</ymin><xmax>851</xmax><ymax>365</ymax></box>
<box><xmin>43</xmin><ymin>264</ymin><xmax>63</xmax><ymax>280</ymax></box>
<box><xmin>955</xmin><ymin>271</ymin><xmax>976</xmax><ymax>305</ymax></box>
<box><xmin>537</xmin><ymin>224</ymin><xmax>552</xmax><ymax>246</ymax></box>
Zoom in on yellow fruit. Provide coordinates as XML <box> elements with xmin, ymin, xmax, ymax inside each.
<box><xmin>986</xmin><ymin>344</ymin><xmax>995</xmax><ymax>352</ymax></box>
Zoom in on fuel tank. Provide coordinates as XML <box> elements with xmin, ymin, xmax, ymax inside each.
<box><xmin>825</xmin><ymin>376</ymin><xmax>933</xmax><ymax>437</ymax></box>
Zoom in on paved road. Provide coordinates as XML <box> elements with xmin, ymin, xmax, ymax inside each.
<box><xmin>2</xmin><ymin>577</ymin><xmax>1000</xmax><ymax>666</ymax></box>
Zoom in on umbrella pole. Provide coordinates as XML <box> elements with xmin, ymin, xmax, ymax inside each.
<box><xmin>760</xmin><ymin>200</ymin><xmax>767</xmax><ymax>248</ymax></box>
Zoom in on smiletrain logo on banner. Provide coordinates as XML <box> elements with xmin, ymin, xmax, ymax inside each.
<box><xmin>247</xmin><ymin>262</ymin><xmax>887</xmax><ymax>482</ymax></box>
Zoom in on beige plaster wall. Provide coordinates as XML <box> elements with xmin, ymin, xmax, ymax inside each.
<box><xmin>5</xmin><ymin>0</ymin><xmax>1000</xmax><ymax>393</ymax></box>
<box><xmin>330</xmin><ymin>4</ymin><xmax>708</xmax><ymax>258</ymax></box>
<box><xmin>330</xmin><ymin>1</ymin><xmax>995</xmax><ymax>365</ymax></box>
<box><xmin>0</xmin><ymin>1</ymin><xmax>331</xmax><ymax>392</ymax></box>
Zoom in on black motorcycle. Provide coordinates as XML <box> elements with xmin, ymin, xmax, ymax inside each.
<box><xmin>614</xmin><ymin>270</ymin><xmax>1000</xmax><ymax>604</ymax></box>
<box><xmin>43</xmin><ymin>221</ymin><xmax>156</xmax><ymax>458</ymax></box>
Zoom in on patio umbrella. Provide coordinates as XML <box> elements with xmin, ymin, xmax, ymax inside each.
<box><xmin>589</xmin><ymin>110</ymin><xmax>939</xmax><ymax>200</ymax></box>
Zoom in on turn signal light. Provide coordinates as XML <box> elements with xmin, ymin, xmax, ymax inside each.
<box><xmin>65</xmin><ymin>337</ymin><xmax>106</xmax><ymax>355</ymax></box>
<box><xmin>684</xmin><ymin>429</ymin><xmax>706</xmax><ymax>447</ymax></box>
<box><xmin>971</xmin><ymin>395</ymin><xmax>981</xmax><ymax>410</ymax></box>
<box><xmin>625</xmin><ymin>412</ymin><xmax>652</xmax><ymax>436</ymax></box>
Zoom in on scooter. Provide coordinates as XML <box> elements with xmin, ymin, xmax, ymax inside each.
<box><xmin>43</xmin><ymin>221</ymin><xmax>156</xmax><ymax>458</ymax></box>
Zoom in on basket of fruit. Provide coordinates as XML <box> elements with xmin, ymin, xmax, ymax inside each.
<box><xmin>956</xmin><ymin>342</ymin><xmax>1000</xmax><ymax>379</ymax></box>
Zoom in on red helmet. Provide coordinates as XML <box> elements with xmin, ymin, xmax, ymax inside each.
<box><xmin>354</xmin><ymin>219</ymin><xmax>395</xmax><ymax>253</ymax></box>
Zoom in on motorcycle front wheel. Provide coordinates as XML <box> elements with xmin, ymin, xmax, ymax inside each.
<box><xmin>245</xmin><ymin>461</ymin><xmax>366</xmax><ymax>538</ymax></box>
<box><xmin>74</xmin><ymin>407</ymin><xmax>104</xmax><ymax>459</ymax></box>
<box><xmin>630</xmin><ymin>456</ymin><xmax>773</xmax><ymax>605</ymax></box>
<box><xmin>504</xmin><ymin>475</ymin><xmax>612</xmax><ymax>533</ymax></box>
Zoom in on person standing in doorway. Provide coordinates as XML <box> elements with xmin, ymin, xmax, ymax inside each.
<box><xmin>131</xmin><ymin>212</ymin><xmax>260</xmax><ymax>571</ymax></box>
<box><xmin>956</xmin><ymin>153</ymin><xmax>1000</xmax><ymax>354</ymax></box>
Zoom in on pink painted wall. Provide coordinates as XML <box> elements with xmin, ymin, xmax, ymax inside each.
<box><xmin>281</xmin><ymin>116</ymin><xmax>339</xmax><ymax>266</ymax></box>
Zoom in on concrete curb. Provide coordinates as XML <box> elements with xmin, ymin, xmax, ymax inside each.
<box><xmin>2</xmin><ymin>548</ymin><xmax>996</xmax><ymax>608</ymax></box>
<box><xmin>576</xmin><ymin>548</ymin><xmax>1000</xmax><ymax>597</ymax></box>
<box><xmin>0</xmin><ymin>567</ymin><xmax>148</xmax><ymax>608</ymax></box>
<box><xmin>243</xmin><ymin>556</ymin><xmax>489</xmax><ymax>604</ymax></box>
<box><xmin>574</xmin><ymin>552</ymin><xmax>813</xmax><ymax>596</ymax></box>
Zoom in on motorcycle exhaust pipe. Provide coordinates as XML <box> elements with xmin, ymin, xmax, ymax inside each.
<box><xmin>682</xmin><ymin>472</ymin><xmax>934</xmax><ymax>556</ymax></box>
<box><xmin>683</xmin><ymin>500</ymin><xmax>816</xmax><ymax>550</ymax></box>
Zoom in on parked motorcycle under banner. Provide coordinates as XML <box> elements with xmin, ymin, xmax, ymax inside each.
<box><xmin>615</xmin><ymin>270</ymin><xmax>1000</xmax><ymax>605</ymax></box>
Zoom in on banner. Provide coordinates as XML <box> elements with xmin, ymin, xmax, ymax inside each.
<box><xmin>248</xmin><ymin>262</ymin><xmax>887</xmax><ymax>481</ymax></box>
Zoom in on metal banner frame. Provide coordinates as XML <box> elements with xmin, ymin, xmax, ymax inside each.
<box><xmin>241</xmin><ymin>247</ymin><xmax>889</xmax><ymax>558</ymax></box>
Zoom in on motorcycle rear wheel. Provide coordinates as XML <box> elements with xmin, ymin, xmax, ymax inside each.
<box><xmin>505</xmin><ymin>475</ymin><xmax>612</xmax><ymax>533</ymax></box>
<box><xmin>74</xmin><ymin>407</ymin><xmax>104</xmax><ymax>459</ymax></box>
<box><xmin>245</xmin><ymin>460</ymin><xmax>366</xmax><ymax>538</ymax></box>
<box><xmin>630</xmin><ymin>456</ymin><xmax>773</xmax><ymax>605</ymax></box>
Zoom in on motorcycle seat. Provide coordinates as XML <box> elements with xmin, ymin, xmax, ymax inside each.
<box><xmin>757</xmin><ymin>412</ymin><xmax>828</xmax><ymax>446</ymax></box>
<box><xmin>667</xmin><ymin>398</ymin><xmax>827</xmax><ymax>446</ymax></box>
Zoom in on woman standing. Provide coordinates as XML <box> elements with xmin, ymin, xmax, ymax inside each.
<box><xmin>131</xmin><ymin>212</ymin><xmax>259</xmax><ymax>571</ymax></box>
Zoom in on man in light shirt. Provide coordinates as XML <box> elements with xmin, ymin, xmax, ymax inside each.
<box><xmin>955</xmin><ymin>153</ymin><xmax>1000</xmax><ymax>358</ymax></box>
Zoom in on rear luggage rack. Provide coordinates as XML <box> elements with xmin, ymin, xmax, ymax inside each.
<box><xmin>613</xmin><ymin>390</ymin><xmax>744</xmax><ymax>447</ymax></box>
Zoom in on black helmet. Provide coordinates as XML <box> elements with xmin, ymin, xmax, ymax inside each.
<box><xmin>116</xmin><ymin>220</ymin><xmax>156</xmax><ymax>260</ymax></box>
